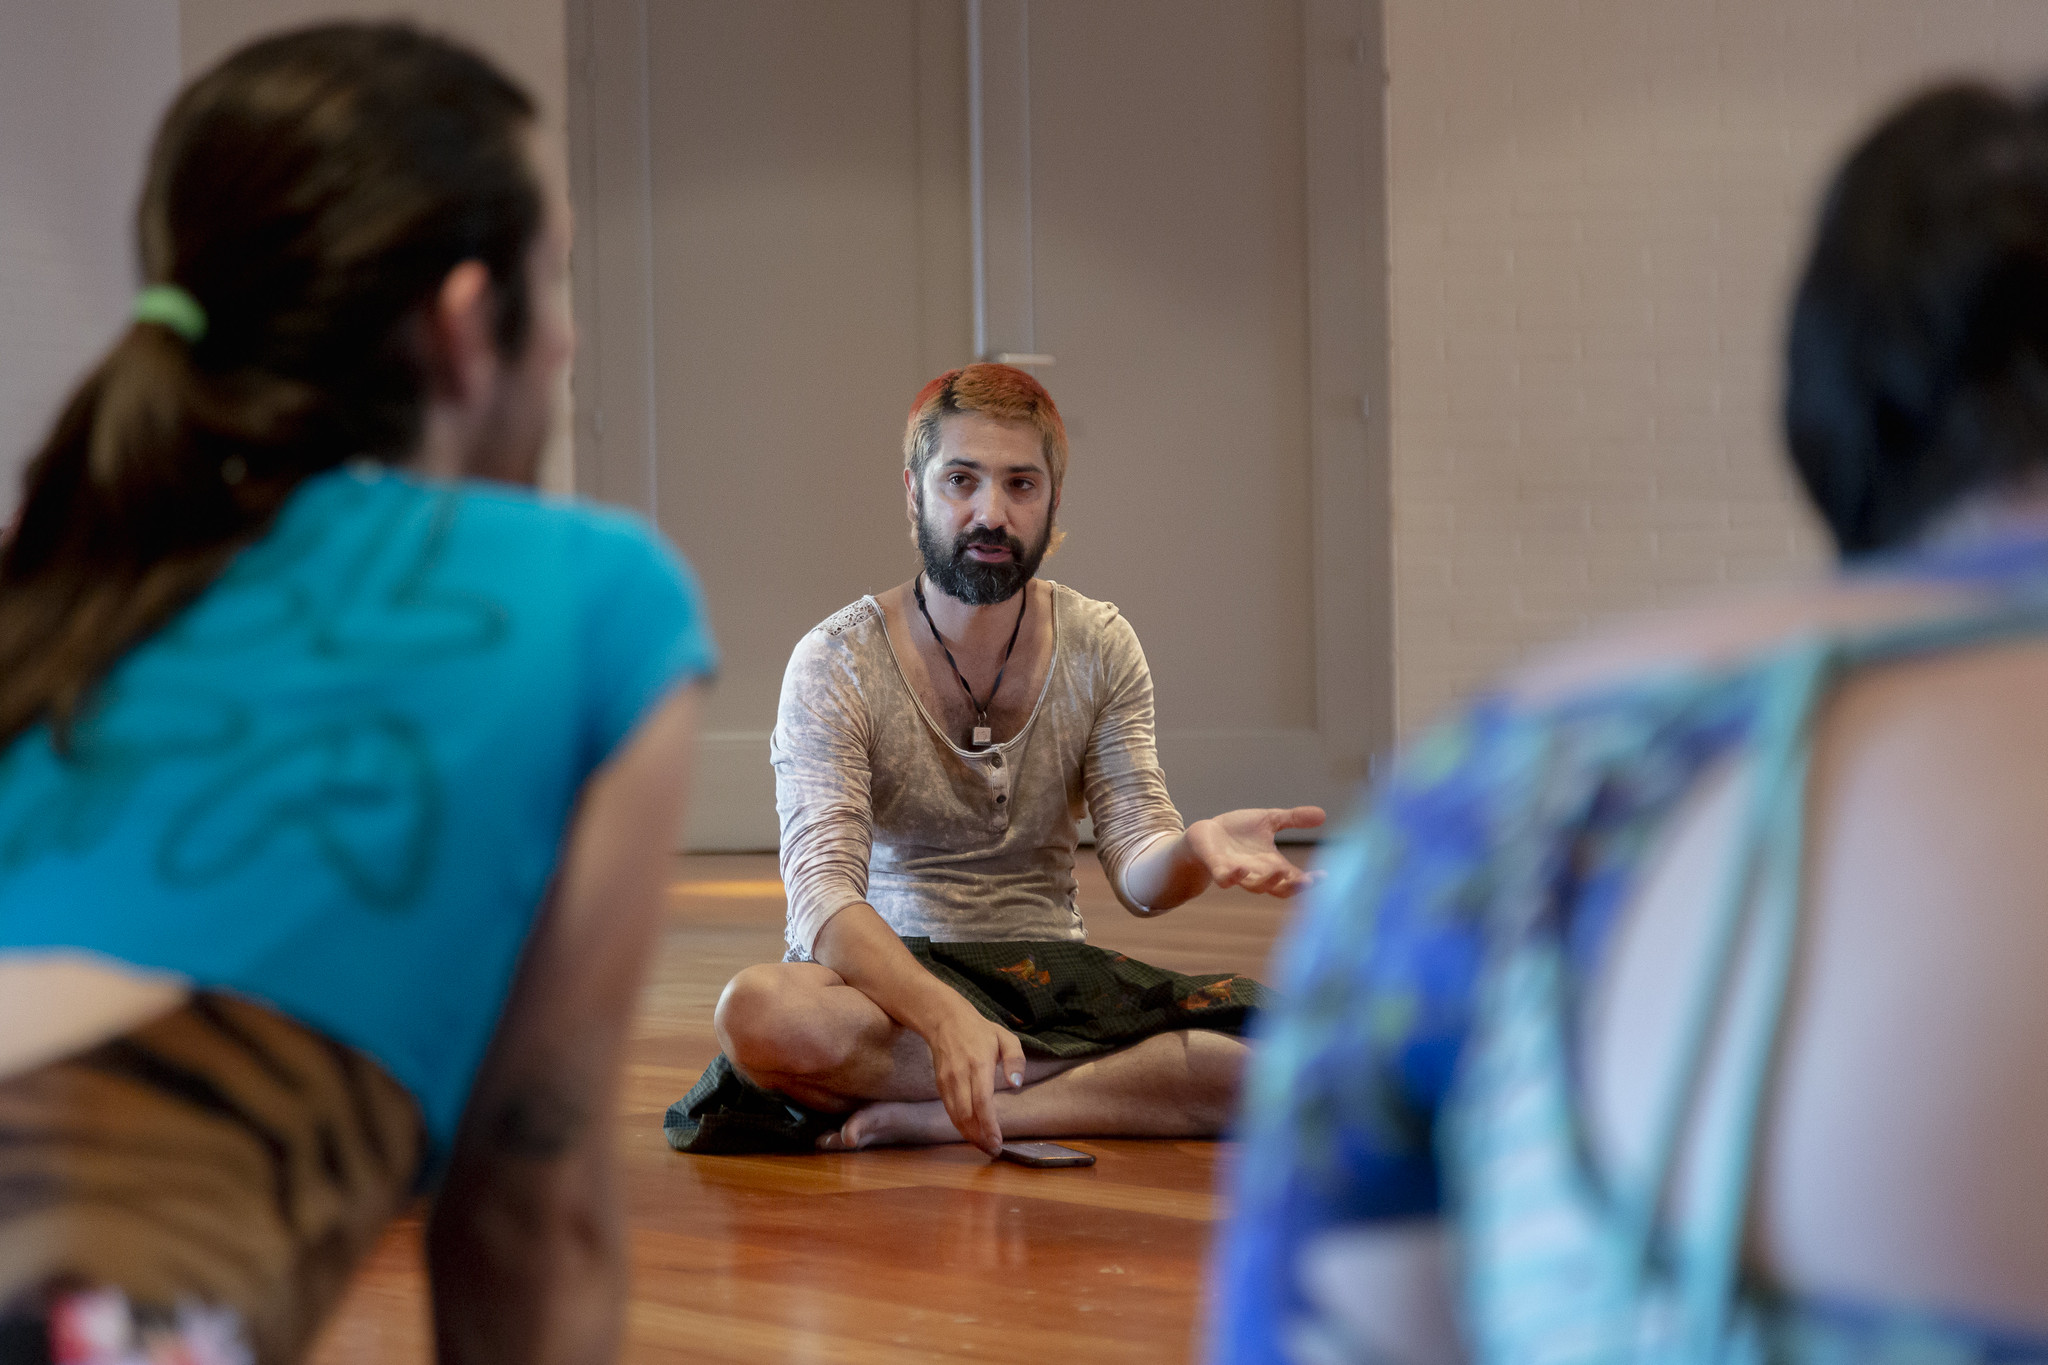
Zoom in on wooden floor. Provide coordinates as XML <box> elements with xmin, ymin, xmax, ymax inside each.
<box><xmin>306</xmin><ymin>853</ymin><xmax>1297</xmax><ymax>1364</ymax></box>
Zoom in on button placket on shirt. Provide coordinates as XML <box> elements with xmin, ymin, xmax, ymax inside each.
<box><xmin>985</xmin><ymin>749</ymin><xmax>1012</xmax><ymax>827</ymax></box>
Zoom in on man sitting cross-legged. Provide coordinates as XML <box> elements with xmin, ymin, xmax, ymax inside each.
<box><xmin>664</xmin><ymin>363</ymin><xmax>1322</xmax><ymax>1158</ymax></box>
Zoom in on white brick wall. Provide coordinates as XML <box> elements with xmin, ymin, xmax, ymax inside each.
<box><xmin>1387</xmin><ymin>0</ymin><xmax>2048</xmax><ymax>731</ymax></box>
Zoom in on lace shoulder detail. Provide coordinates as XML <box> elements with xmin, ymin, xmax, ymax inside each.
<box><xmin>1043</xmin><ymin>581</ymin><xmax>1127</xmax><ymax>646</ymax></box>
<box><xmin>819</xmin><ymin>598</ymin><xmax>881</xmax><ymax>638</ymax></box>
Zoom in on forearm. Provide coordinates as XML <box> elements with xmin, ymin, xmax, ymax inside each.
<box><xmin>812</xmin><ymin>900</ymin><xmax>1025</xmax><ymax>1155</ymax></box>
<box><xmin>1121</xmin><ymin>830</ymin><xmax>1211</xmax><ymax>913</ymax></box>
<box><xmin>1128</xmin><ymin>808</ymin><xmax>1325</xmax><ymax>911</ymax></box>
<box><xmin>426</xmin><ymin>931</ymin><xmax>637</xmax><ymax>1364</ymax></box>
<box><xmin>427</xmin><ymin>1107</ymin><xmax>625</xmax><ymax>1365</ymax></box>
<box><xmin>811</xmin><ymin>901</ymin><xmax>961</xmax><ymax>1033</ymax></box>
<box><xmin>427</xmin><ymin>955</ymin><xmax>643</xmax><ymax>1365</ymax></box>
<box><xmin>428</xmin><ymin>687</ymin><xmax>699</xmax><ymax>1364</ymax></box>
<box><xmin>428</xmin><ymin>986</ymin><xmax>636</xmax><ymax>1364</ymax></box>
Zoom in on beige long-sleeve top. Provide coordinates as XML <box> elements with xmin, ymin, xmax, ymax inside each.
<box><xmin>771</xmin><ymin>582</ymin><xmax>1185</xmax><ymax>959</ymax></box>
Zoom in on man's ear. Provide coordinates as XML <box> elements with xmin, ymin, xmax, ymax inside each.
<box><xmin>420</xmin><ymin>260</ymin><xmax>498</xmax><ymax>405</ymax></box>
<box><xmin>904</xmin><ymin>467</ymin><xmax>925</xmax><ymax>549</ymax></box>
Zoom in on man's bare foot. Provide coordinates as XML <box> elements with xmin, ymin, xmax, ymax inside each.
<box><xmin>816</xmin><ymin>1098</ymin><xmax>963</xmax><ymax>1151</ymax></box>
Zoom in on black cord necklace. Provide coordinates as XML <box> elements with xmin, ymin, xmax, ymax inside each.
<box><xmin>913</xmin><ymin>575</ymin><xmax>1028</xmax><ymax>749</ymax></box>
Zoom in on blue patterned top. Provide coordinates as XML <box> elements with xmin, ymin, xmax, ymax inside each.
<box><xmin>0</xmin><ymin>464</ymin><xmax>716</xmax><ymax>1156</ymax></box>
<box><xmin>1213</xmin><ymin>537</ymin><xmax>2048</xmax><ymax>1364</ymax></box>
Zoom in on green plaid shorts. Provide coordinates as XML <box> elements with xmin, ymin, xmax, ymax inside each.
<box><xmin>663</xmin><ymin>937</ymin><xmax>1272</xmax><ymax>1155</ymax></box>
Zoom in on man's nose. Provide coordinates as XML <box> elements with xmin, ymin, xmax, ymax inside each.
<box><xmin>970</xmin><ymin>484</ymin><xmax>1009</xmax><ymax>530</ymax></box>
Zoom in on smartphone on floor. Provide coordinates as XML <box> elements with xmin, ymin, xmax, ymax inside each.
<box><xmin>998</xmin><ymin>1141</ymin><xmax>1095</xmax><ymax>1168</ymax></box>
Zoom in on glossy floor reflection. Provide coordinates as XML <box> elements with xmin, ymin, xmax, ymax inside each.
<box><xmin>307</xmin><ymin>852</ymin><xmax>1297</xmax><ymax>1363</ymax></box>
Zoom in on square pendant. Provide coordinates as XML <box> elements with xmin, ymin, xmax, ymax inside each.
<box><xmin>971</xmin><ymin>726</ymin><xmax>993</xmax><ymax>748</ymax></box>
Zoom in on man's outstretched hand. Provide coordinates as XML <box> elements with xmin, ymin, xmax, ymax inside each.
<box><xmin>1184</xmin><ymin>806</ymin><xmax>1327</xmax><ymax>897</ymax></box>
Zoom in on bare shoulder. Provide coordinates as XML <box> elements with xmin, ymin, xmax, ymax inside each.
<box><xmin>1505</xmin><ymin>574</ymin><xmax>1976</xmax><ymax>707</ymax></box>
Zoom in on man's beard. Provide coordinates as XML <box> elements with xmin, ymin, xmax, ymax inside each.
<box><xmin>916</xmin><ymin>501</ymin><xmax>1052</xmax><ymax>606</ymax></box>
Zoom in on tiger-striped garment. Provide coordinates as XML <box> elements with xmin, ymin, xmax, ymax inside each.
<box><xmin>0</xmin><ymin>993</ymin><xmax>423</xmax><ymax>1365</ymax></box>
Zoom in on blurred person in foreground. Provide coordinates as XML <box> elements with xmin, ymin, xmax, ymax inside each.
<box><xmin>666</xmin><ymin>364</ymin><xmax>1322</xmax><ymax>1159</ymax></box>
<box><xmin>1215</xmin><ymin>83</ymin><xmax>2048</xmax><ymax>1365</ymax></box>
<box><xmin>0</xmin><ymin>24</ymin><xmax>714</xmax><ymax>1365</ymax></box>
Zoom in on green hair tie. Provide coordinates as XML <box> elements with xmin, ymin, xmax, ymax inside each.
<box><xmin>132</xmin><ymin>283</ymin><xmax>207</xmax><ymax>343</ymax></box>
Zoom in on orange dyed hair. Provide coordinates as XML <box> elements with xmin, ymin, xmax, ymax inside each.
<box><xmin>902</xmin><ymin>363</ymin><xmax>1069</xmax><ymax>494</ymax></box>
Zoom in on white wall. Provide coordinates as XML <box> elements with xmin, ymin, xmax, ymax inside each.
<box><xmin>1385</xmin><ymin>0</ymin><xmax>2048</xmax><ymax>732</ymax></box>
<box><xmin>0</xmin><ymin>0</ymin><xmax>182</xmax><ymax>521</ymax></box>
<box><xmin>0</xmin><ymin>1</ymin><xmax>576</xmax><ymax>523</ymax></box>
<box><xmin>179</xmin><ymin>1</ymin><xmax>566</xmax><ymax>147</ymax></box>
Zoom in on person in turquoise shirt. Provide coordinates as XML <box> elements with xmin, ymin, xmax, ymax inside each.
<box><xmin>0</xmin><ymin>24</ymin><xmax>713</xmax><ymax>1365</ymax></box>
<box><xmin>1217</xmin><ymin>84</ymin><xmax>2048</xmax><ymax>1364</ymax></box>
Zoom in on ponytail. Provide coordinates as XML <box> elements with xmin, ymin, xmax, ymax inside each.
<box><xmin>0</xmin><ymin>22</ymin><xmax>539</xmax><ymax>750</ymax></box>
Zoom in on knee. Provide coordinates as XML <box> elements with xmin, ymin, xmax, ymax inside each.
<box><xmin>712</xmin><ymin>964</ymin><xmax>787</xmax><ymax>1064</ymax></box>
<box><xmin>713</xmin><ymin>965</ymin><xmax>846</xmax><ymax>1079</ymax></box>
<box><xmin>1189</xmin><ymin>1032</ymin><xmax>1253</xmax><ymax>1127</ymax></box>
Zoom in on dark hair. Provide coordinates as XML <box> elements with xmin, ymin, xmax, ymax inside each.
<box><xmin>1786</xmin><ymin>82</ymin><xmax>2048</xmax><ymax>556</ymax></box>
<box><xmin>0</xmin><ymin>22</ymin><xmax>541</xmax><ymax>749</ymax></box>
